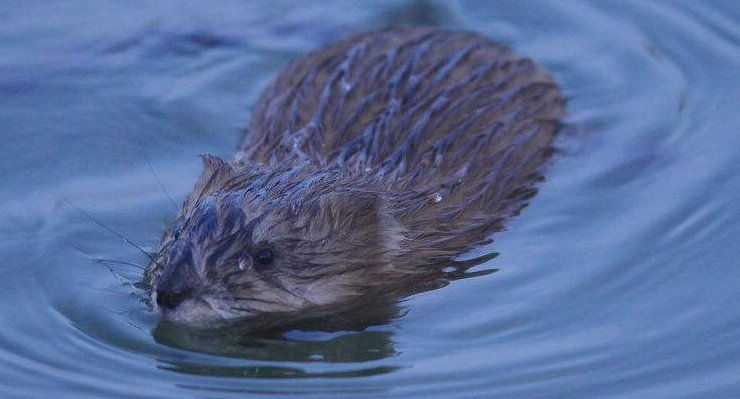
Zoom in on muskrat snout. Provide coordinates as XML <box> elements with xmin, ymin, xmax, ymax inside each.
<box><xmin>155</xmin><ymin>286</ymin><xmax>192</xmax><ymax>310</ymax></box>
<box><xmin>152</xmin><ymin>244</ymin><xmax>202</xmax><ymax>317</ymax></box>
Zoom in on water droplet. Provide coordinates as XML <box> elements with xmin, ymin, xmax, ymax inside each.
<box><xmin>238</xmin><ymin>259</ymin><xmax>248</xmax><ymax>271</ymax></box>
<box><xmin>433</xmin><ymin>193</ymin><xmax>443</xmax><ymax>203</ymax></box>
<box><xmin>364</xmin><ymin>167</ymin><xmax>372</xmax><ymax>173</ymax></box>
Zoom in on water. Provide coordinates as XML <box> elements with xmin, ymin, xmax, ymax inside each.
<box><xmin>2</xmin><ymin>0</ymin><xmax>740</xmax><ymax>397</ymax></box>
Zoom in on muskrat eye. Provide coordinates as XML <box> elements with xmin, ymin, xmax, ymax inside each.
<box><xmin>254</xmin><ymin>248</ymin><xmax>274</xmax><ymax>265</ymax></box>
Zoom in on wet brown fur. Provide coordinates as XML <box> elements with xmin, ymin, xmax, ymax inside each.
<box><xmin>145</xmin><ymin>27</ymin><xmax>564</xmax><ymax>327</ymax></box>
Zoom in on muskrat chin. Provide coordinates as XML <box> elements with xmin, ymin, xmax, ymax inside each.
<box><xmin>153</xmin><ymin>294</ymin><xmax>252</xmax><ymax>328</ymax></box>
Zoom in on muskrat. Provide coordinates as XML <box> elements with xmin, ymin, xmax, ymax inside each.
<box><xmin>144</xmin><ymin>27</ymin><xmax>564</xmax><ymax>328</ymax></box>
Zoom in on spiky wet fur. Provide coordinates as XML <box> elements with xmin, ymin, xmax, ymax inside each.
<box><xmin>145</xmin><ymin>27</ymin><xmax>564</xmax><ymax>328</ymax></box>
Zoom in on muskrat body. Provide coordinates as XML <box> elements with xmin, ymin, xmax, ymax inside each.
<box><xmin>145</xmin><ymin>27</ymin><xmax>564</xmax><ymax>327</ymax></box>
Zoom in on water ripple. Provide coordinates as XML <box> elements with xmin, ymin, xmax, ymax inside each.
<box><xmin>2</xmin><ymin>0</ymin><xmax>740</xmax><ymax>398</ymax></box>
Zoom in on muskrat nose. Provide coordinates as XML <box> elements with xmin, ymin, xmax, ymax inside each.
<box><xmin>156</xmin><ymin>288</ymin><xmax>191</xmax><ymax>310</ymax></box>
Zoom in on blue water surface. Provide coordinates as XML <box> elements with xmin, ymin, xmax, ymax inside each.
<box><xmin>2</xmin><ymin>0</ymin><xmax>740</xmax><ymax>398</ymax></box>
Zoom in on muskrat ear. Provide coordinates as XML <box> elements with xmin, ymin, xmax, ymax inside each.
<box><xmin>199</xmin><ymin>154</ymin><xmax>233</xmax><ymax>177</ymax></box>
<box><xmin>180</xmin><ymin>155</ymin><xmax>234</xmax><ymax>216</ymax></box>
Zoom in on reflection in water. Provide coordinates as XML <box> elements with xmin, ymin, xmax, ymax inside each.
<box><xmin>164</xmin><ymin>362</ymin><xmax>399</xmax><ymax>379</ymax></box>
<box><xmin>154</xmin><ymin>326</ymin><xmax>399</xmax><ymax>378</ymax></box>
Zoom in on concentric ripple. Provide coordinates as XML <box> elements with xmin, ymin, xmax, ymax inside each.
<box><xmin>2</xmin><ymin>0</ymin><xmax>740</xmax><ymax>398</ymax></box>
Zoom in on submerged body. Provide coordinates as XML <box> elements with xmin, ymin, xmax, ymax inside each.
<box><xmin>145</xmin><ymin>27</ymin><xmax>564</xmax><ymax>327</ymax></box>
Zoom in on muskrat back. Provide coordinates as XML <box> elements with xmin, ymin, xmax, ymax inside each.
<box><xmin>146</xmin><ymin>27</ymin><xmax>564</xmax><ymax>327</ymax></box>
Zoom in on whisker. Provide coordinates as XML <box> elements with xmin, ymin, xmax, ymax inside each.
<box><xmin>92</xmin><ymin>259</ymin><xmax>145</xmax><ymax>272</ymax></box>
<box><xmin>67</xmin><ymin>244</ymin><xmax>131</xmax><ymax>282</ymax></box>
<box><xmin>100</xmin><ymin>287</ymin><xmax>132</xmax><ymax>295</ymax></box>
<box><xmin>72</xmin><ymin>282</ymin><xmax>131</xmax><ymax>295</ymax></box>
<box><xmin>66</xmin><ymin>244</ymin><xmax>146</xmax><ymax>272</ymax></box>
<box><xmin>62</xmin><ymin>197</ymin><xmax>161</xmax><ymax>267</ymax></box>
<box><xmin>136</xmin><ymin>139</ymin><xmax>179</xmax><ymax>212</ymax></box>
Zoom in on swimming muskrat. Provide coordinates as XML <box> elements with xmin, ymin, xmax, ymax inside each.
<box><xmin>144</xmin><ymin>27</ymin><xmax>564</xmax><ymax>328</ymax></box>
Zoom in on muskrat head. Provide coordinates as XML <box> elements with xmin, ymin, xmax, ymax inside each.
<box><xmin>146</xmin><ymin>156</ymin><xmax>406</xmax><ymax>327</ymax></box>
